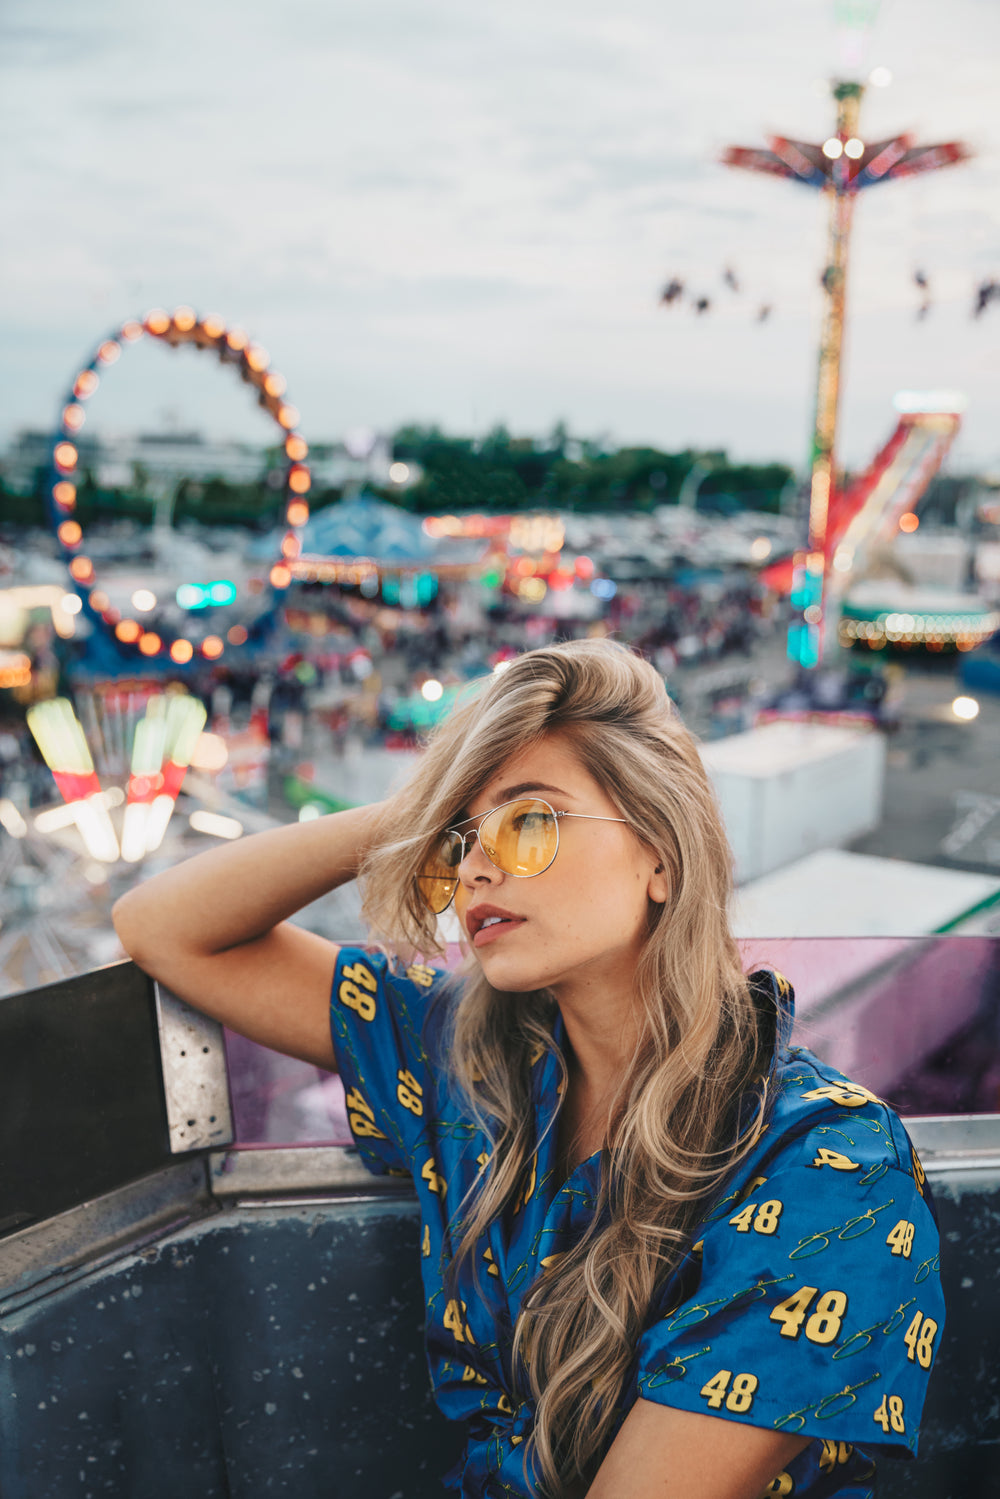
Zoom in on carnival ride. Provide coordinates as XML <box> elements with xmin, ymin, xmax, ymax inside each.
<box><xmin>45</xmin><ymin>308</ymin><xmax>312</xmax><ymax>669</ymax></box>
<box><xmin>723</xmin><ymin>81</ymin><xmax>971</xmax><ymax>669</ymax></box>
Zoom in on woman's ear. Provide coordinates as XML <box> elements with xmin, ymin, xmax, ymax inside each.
<box><xmin>647</xmin><ymin>861</ymin><xmax>670</xmax><ymax>905</ymax></box>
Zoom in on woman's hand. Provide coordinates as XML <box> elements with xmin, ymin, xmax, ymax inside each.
<box><xmin>586</xmin><ymin>1398</ymin><xmax>809</xmax><ymax>1498</ymax></box>
<box><xmin>112</xmin><ymin>802</ymin><xmax>385</xmax><ymax>1069</ymax></box>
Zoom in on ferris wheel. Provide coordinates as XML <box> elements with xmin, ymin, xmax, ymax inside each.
<box><xmin>45</xmin><ymin>307</ymin><xmax>312</xmax><ymax>667</ymax></box>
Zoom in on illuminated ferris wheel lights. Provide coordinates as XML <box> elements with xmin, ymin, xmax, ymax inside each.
<box><xmin>73</xmin><ymin>370</ymin><xmax>99</xmax><ymax>399</ymax></box>
<box><xmin>286</xmin><ymin>500</ymin><xmax>310</xmax><ymax>527</ymax></box>
<box><xmin>277</xmin><ymin>404</ymin><xmax>300</xmax><ymax>429</ymax></box>
<box><xmin>270</xmin><ymin>563</ymin><xmax>292</xmax><ymax>590</ymax></box>
<box><xmin>62</xmin><ymin>403</ymin><xmax>86</xmax><ymax>432</ymax></box>
<box><xmin>288</xmin><ymin>464</ymin><xmax>311</xmax><ymax>494</ymax></box>
<box><xmin>54</xmin><ymin>441</ymin><xmax>78</xmax><ymax>471</ymax></box>
<box><xmin>201</xmin><ymin>635</ymin><xmax>224</xmax><ymax>659</ymax></box>
<box><xmin>246</xmin><ymin>344</ymin><xmax>269</xmax><ymax>373</ymax></box>
<box><xmin>172</xmin><ymin>306</ymin><xmax>197</xmax><ymax>332</ymax></box>
<box><xmin>844</xmin><ymin>137</ymin><xmax>865</xmax><ymax>160</ymax></box>
<box><xmin>97</xmin><ymin>340</ymin><xmax>121</xmax><ymax>365</ymax></box>
<box><xmin>57</xmin><ymin>520</ymin><xmax>83</xmax><ymax>548</ymax></box>
<box><xmin>170</xmin><ymin>639</ymin><xmax>194</xmax><ymax>664</ymax></box>
<box><xmin>226</xmin><ymin>327</ymin><xmax>249</xmax><ymax>351</ymax></box>
<box><xmin>201</xmin><ymin>313</ymin><xmax>226</xmax><ymax>339</ymax></box>
<box><xmin>69</xmin><ymin>556</ymin><xmax>94</xmax><ymax>583</ymax></box>
<box><xmin>115</xmin><ymin>620</ymin><xmax>142</xmax><ymax>644</ymax></box>
<box><xmin>145</xmin><ymin>309</ymin><xmax>170</xmax><ymax>334</ymax></box>
<box><xmin>138</xmin><ymin>632</ymin><xmax>162</xmax><ymax>656</ymax></box>
<box><xmin>53</xmin><ymin>481</ymin><xmax>77</xmax><ymax>509</ymax></box>
<box><xmin>285</xmin><ymin>434</ymin><xmax>308</xmax><ymax>461</ymax></box>
<box><xmin>822</xmin><ymin>137</ymin><xmax>844</xmax><ymax>160</ymax></box>
<box><xmin>264</xmin><ymin>371</ymin><xmax>286</xmax><ymax>398</ymax></box>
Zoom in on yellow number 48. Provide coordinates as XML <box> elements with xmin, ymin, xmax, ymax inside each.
<box><xmin>699</xmin><ymin>1369</ymin><xmax>758</xmax><ymax>1413</ymax></box>
<box><xmin>873</xmin><ymin>1393</ymin><xmax>905</xmax><ymax>1434</ymax></box>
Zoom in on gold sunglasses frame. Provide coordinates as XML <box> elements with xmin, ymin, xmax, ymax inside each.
<box><xmin>418</xmin><ymin>796</ymin><xmax>627</xmax><ymax>914</ymax></box>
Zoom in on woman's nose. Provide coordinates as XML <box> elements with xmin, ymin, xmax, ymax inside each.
<box><xmin>458</xmin><ymin>830</ymin><xmax>501</xmax><ymax>884</ymax></box>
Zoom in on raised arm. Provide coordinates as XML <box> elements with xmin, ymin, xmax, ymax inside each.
<box><xmin>112</xmin><ymin>802</ymin><xmax>384</xmax><ymax>1069</ymax></box>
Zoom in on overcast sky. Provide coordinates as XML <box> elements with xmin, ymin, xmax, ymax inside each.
<box><xmin>1</xmin><ymin>0</ymin><xmax>997</xmax><ymax>475</ymax></box>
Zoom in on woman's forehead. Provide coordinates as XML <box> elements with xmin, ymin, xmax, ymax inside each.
<box><xmin>470</xmin><ymin>734</ymin><xmax>594</xmax><ymax>811</ymax></box>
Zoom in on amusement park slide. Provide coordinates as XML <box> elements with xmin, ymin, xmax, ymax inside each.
<box><xmin>761</xmin><ymin>403</ymin><xmax>962</xmax><ymax>596</ymax></box>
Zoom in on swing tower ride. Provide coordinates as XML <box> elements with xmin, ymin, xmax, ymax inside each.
<box><xmin>723</xmin><ymin>80</ymin><xmax>969</xmax><ymax>670</ymax></box>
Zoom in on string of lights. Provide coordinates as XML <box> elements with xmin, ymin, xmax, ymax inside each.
<box><xmin>45</xmin><ymin>307</ymin><xmax>312</xmax><ymax>666</ymax></box>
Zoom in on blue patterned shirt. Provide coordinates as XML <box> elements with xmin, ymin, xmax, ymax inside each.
<box><xmin>329</xmin><ymin>949</ymin><xmax>943</xmax><ymax>1498</ymax></box>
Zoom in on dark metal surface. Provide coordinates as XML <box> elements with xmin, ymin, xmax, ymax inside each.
<box><xmin>0</xmin><ymin>961</ymin><xmax>171</xmax><ymax>1235</ymax></box>
<box><xmin>879</xmin><ymin>1166</ymin><xmax>1000</xmax><ymax>1499</ymax></box>
<box><xmin>0</xmin><ymin>1194</ymin><xmax>457</xmax><ymax>1499</ymax></box>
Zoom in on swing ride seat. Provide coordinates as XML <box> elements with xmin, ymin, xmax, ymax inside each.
<box><xmin>0</xmin><ymin>951</ymin><xmax>998</xmax><ymax>1499</ymax></box>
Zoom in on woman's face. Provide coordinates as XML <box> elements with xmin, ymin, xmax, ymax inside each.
<box><xmin>452</xmin><ymin>731</ymin><xmax>668</xmax><ymax>1011</ymax></box>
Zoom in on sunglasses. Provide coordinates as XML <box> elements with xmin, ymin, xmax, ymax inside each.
<box><xmin>417</xmin><ymin>796</ymin><xmax>627</xmax><ymax>914</ymax></box>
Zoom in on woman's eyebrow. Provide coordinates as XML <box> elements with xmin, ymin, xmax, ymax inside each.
<box><xmin>490</xmin><ymin>781</ymin><xmax>570</xmax><ymax>802</ymax></box>
<box><xmin>452</xmin><ymin>782</ymin><xmax>573</xmax><ymax>825</ymax></box>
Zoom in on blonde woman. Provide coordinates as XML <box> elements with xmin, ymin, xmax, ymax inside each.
<box><xmin>114</xmin><ymin>640</ymin><xmax>943</xmax><ymax>1499</ymax></box>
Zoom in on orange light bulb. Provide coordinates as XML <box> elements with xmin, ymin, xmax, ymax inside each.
<box><xmin>62</xmin><ymin>404</ymin><xmax>85</xmax><ymax>432</ymax></box>
<box><xmin>170</xmin><ymin>639</ymin><xmax>194</xmax><ymax>663</ymax></box>
<box><xmin>285</xmin><ymin>435</ymin><xmax>308</xmax><ymax>461</ymax></box>
<box><xmin>277</xmin><ymin>404</ymin><xmax>300</xmax><ymax>430</ymax></box>
<box><xmin>288</xmin><ymin>465</ymin><xmax>311</xmax><ymax>494</ymax></box>
<box><xmin>73</xmin><ymin>370</ymin><xmax>99</xmax><ymax>399</ymax></box>
<box><xmin>120</xmin><ymin>320</ymin><xmax>144</xmax><ymax>342</ymax></box>
<box><xmin>97</xmin><ymin>340</ymin><xmax>121</xmax><ymax>365</ymax></box>
<box><xmin>173</xmin><ymin>305</ymin><xmax>196</xmax><ymax>332</ymax></box>
<box><xmin>69</xmin><ymin>556</ymin><xmax>94</xmax><ymax>581</ymax></box>
<box><xmin>115</xmin><ymin>619</ymin><xmax>141</xmax><ymax>643</ymax></box>
<box><xmin>286</xmin><ymin>501</ymin><xmax>310</xmax><ymax>528</ymax></box>
<box><xmin>269</xmin><ymin>564</ymin><xmax>292</xmax><ymax>589</ymax></box>
<box><xmin>246</xmin><ymin>344</ymin><xmax>269</xmax><ymax>372</ymax></box>
<box><xmin>139</xmin><ymin>632</ymin><xmax>162</xmax><ymax>656</ymax></box>
<box><xmin>54</xmin><ymin>442</ymin><xmax>78</xmax><ymax>471</ymax></box>
<box><xmin>145</xmin><ymin>309</ymin><xmax>170</xmax><ymax>335</ymax></box>
<box><xmin>57</xmin><ymin>520</ymin><xmax>83</xmax><ymax>547</ymax></box>
<box><xmin>227</xmin><ymin>625</ymin><xmax>248</xmax><ymax>646</ymax></box>
<box><xmin>202</xmin><ymin>635</ymin><xmax>224</xmax><ymax>659</ymax></box>
<box><xmin>201</xmin><ymin>314</ymin><xmax>226</xmax><ymax>339</ymax></box>
<box><xmin>264</xmin><ymin>372</ymin><xmax>286</xmax><ymax>398</ymax></box>
<box><xmin>53</xmin><ymin>481</ymin><xmax>76</xmax><ymax>509</ymax></box>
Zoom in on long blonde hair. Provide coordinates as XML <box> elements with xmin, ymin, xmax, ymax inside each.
<box><xmin>360</xmin><ymin>640</ymin><xmax>772</xmax><ymax>1495</ymax></box>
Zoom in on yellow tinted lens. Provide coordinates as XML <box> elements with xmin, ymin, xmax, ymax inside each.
<box><xmin>417</xmin><ymin>830</ymin><xmax>462</xmax><ymax>913</ymax></box>
<box><xmin>480</xmin><ymin>799</ymin><xmax>558</xmax><ymax>877</ymax></box>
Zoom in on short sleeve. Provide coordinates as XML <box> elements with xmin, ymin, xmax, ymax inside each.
<box><xmin>637</xmin><ymin>1126</ymin><xmax>943</xmax><ymax>1461</ymax></box>
<box><xmin>329</xmin><ymin>945</ymin><xmax>443</xmax><ymax>1178</ymax></box>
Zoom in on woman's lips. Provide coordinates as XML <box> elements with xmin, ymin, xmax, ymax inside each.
<box><xmin>472</xmin><ymin>916</ymin><xmax>526</xmax><ymax>948</ymax></box>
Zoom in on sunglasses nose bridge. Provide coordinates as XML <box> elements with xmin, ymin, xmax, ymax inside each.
<box><xmin>455</xmin><ymin>823</ymin><xmax>502</xmax><ymax>877</ymax></box>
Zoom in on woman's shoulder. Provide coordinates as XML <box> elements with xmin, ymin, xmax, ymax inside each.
<box><xmin>742</xmin><ymin>967</ymin><xmax>919</xmax><ymax>1178</ymax></box>
<box><xmin>332</xmin><ymin>944</ymin><xmax>459</xmax><ymax>1054</ymax></box>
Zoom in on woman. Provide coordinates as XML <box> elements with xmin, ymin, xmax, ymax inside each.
<box><xmin>113</xmin><ymin>640</ymin><xmax>943</xmax><ymax>1499</ymax></box>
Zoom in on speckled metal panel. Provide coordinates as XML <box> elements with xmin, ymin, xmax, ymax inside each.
<box><xmin>879</xmin><ymin>1167</ymin><xmax>1000</xmax><ymax>1499</ymax></box>
<box><xmin>0</xmin><ymin>1196</ymin><xmax>458</xmax><ymax>1499</ymax></box>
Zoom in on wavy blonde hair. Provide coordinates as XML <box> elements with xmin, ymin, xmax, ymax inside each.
<box><xmin>360</xmin><ymin>639</ymin><xmax>772</xmax><ymax>1496</ymax></box>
